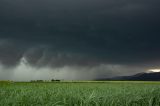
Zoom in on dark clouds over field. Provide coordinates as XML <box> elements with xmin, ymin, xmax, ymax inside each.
<box><xmin>0</xmin><ymin>0</ymin><xmax>160</xmax><ymax>80</ymax></box>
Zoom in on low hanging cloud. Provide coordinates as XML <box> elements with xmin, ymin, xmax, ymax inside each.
<box><xmin>0</xmin><ymin>56</ymin><xmax>147</xmax><ymax>81</ymax></box>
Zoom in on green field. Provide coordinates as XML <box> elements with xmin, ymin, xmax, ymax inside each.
<box><xmin>1</xmin><ymin>81</ymin><xmax>160</xmax><ymax>106</ymax></box>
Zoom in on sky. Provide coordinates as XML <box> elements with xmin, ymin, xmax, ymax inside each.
<box><xmin>0</xmin><ymin>0</ymin><xmax>160</xmax><ymax>81</ymax></box>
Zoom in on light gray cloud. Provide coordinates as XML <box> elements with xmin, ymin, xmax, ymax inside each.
<box><xmin>0</xmin><ymin>56</ymin><xmax>148</xmax><ymax>81</ymax></box>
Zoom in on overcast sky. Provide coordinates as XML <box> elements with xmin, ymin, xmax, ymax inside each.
<box><xmin>0</xmin><ymin>0</ymin><xmax>160</xmax><ymax>80</ymax></box>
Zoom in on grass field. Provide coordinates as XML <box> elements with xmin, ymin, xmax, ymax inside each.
<box><xmin>1</xmin><ymin>81</ymin><xmax>160</xmax><ymax>106</ymax></box>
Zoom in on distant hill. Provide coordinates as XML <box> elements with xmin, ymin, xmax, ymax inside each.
<box><xmin>96</xmin><ymin>72</ymin><xmax>160</xmax><ymax>81</ymax></box>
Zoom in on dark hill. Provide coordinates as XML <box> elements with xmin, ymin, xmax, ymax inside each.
<box><xmin>96</xmin><ymin>72</ymin><xmax>160</xmax><ymax>81</ymax></box>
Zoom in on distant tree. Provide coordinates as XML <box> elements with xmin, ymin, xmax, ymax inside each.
<box><xmin>36</xmin><ymin>80</ymin><xmax>44</xmax><ymax>82</ymax></box>
<box><xmin>30</xmin><ymin>80</ymin><xmax>44</xmax><ymax>82</ymax></box>
<box><xmin>51</xmin><ymin>79</ymin><xmax>60</xmax><ymax>82</ymax></box>
<box><xmin>51</xmin><ymin>79</ymin><xmax>55</xmax><ymax>82</ymax></box>
<box><xmin>30</xmin><ymin>80</ymin><xmax>35</xmax><ymax>83</ymax></box>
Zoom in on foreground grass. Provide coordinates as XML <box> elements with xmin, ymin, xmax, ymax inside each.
<box><xmin>0</xmin><ymin>81</ymin><xmax>160</xmax><ymax>106</ymax></box>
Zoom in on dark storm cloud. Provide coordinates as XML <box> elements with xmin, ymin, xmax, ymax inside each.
<box><xmin>0</xmin><ymin>0</ymin><xmax>160</xmax><ymax>68</ymax></box>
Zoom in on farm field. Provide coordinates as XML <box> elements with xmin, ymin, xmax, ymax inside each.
<box><xmin>0</xmin><ymin>81</ymin><xmax>160</xmax><ymax>106</ymax></box>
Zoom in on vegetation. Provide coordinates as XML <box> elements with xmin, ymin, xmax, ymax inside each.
<box><xmin>0</xmin><ymin>80</ymin><xmax>13</xmax><ymax>84</ymax></box>
<box><xmin>51</xmin><ymin>79</ymin><xmax>61</xmax><ymax>82</ymax></box>
<box><xmin>30</xmin><ymin>79</ymin><xmax>61</xmax><ymax>83</ymax></box>
<box><xmin>0</xmin><ymin>81</ymin><xmax>160</xmax><ymax>106</ymax></box>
